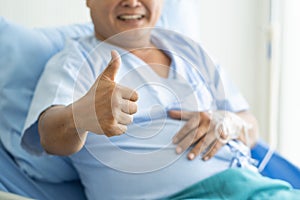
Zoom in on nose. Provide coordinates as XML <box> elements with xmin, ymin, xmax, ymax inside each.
<box><xmin>121</xmin><ymin>0</ymin><xmax>142</xmax><ymax>7</ymax></box>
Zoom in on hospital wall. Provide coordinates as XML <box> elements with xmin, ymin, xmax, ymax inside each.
<box><xmin>0</xmin><ymin>1</ymin><xmax>270</xmax><ymax>152</ymax></box>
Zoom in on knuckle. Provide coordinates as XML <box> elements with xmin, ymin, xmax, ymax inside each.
<box><xmin>105</xmin><ymin>126</ymin><xmax>115</xmax><ymax>137</ymax></box>
<box><xmin>200</xmin><ymin>112</ymin><xmax>211</xmax><ymax>123</ymax></box>
<box><xmin>107</xmin><ymin>124</ymin><xmax>127</xmax><ymax>136</ymax></box>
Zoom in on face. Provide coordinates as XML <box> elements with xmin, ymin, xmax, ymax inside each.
<box><xmin>87</xmin><ymin>0</ymin><xmax>164</xmax><ymax>46</ymax></box>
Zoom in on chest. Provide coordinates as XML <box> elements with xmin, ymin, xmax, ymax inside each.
<box><xmin>132</xmin><ymin>48</ymin><xmax>171</xmax><ymax>78</ymax></box>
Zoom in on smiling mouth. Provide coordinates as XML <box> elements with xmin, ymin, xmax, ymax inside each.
<box><xmin>117</xmin><ymin>14</ymin><xmax>145</xmax><ymax>21</ymax></box>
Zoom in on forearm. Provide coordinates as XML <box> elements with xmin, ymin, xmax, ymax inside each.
<box><xmin>236</xmin><ymin>111</ymin><xmax>259</xmax><ymax>147</ymax></box>
<box><xmin>38</xmin><ymin>105</ymin><xmax>88</xmax><ymax>156</ymax></box>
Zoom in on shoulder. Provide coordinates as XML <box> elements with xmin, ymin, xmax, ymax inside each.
<box><xmin>152</xmin><ymin>29</ymin><xmax>219</xmax><ymax>73</ymax></box>
<box><xmin>53</xmin><ymin>35</ymin><xmax>96</xmax><ymax>61</ymax></box>
<box><xmin>45</xmin><ymin>35</ymin><xmax>98</xmax><ymax>71</ymax></box>
<box><xmin>151</xmin><ymin>29</ymin><xmax>215</xmax><ymax>64</ymax></box>
<box><xmin>151</xmin><ymin>29</ymin><xmax>200</xmax><ymax>50</ymax></box>
<box><xmin>44</xmin><ymin>35</ymin><xmax>115</xmax><ymax>81</ymax></box>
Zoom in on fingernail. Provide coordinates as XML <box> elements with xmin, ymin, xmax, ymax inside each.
<box><xmin>188</xmin><ymin>153</ymin><xmax>195</xmax><ymax>160</ymax></box>
<box><xmin>203</xmin><ymin>156</ymin><xmax>209</xmax><ymax>161</ymax></box>
<box><xmin>176</xmin><ymin>146</ymin><xmax>182</xmax><ymax>154</ymax></box>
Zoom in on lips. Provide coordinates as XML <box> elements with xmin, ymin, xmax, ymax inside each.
<box><xmin>117</xmin><ymin>14</ymin><xmax>145</xmax><ymax>21</ymax></box>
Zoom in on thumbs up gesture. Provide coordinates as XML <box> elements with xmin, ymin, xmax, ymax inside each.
<box><xmin>74</xmin><ymin>51</ymin><xmax>138</xmax><ymax>137</ymax></box>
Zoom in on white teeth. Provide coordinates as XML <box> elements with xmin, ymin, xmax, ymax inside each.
<box><xmin>118</xmin><ymin>15</ymin><xmax>144</xmax><ymax>20</ymax></box>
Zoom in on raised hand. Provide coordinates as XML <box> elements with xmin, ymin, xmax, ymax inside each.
<box><xmin>74</xmin><ymin>50</ymin><xmax>138</xmax><ymax>137</ymax></box>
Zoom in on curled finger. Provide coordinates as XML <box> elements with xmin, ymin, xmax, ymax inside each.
<box><xmin>119</xmin><ymin>85</ymin><xmax>139</xmax><ymax>102</ymax></box>
<box><xmin>175</xmin><ymin>128</ymin><xmax>198</xmax><ymax>154</ymax></box>
<box><xmin>175</xmin><ymin>122</ymin><xmax>209</xmax><ymax>154</ymax></box>
<box><xmin>105</xmin><ymin>123</ymin><xmax>128</xmax><ymax>137</ymax></box>
<box><xmin>116</xmin><ymin>112</ymin><xmax>134</xmax><ymax>125</ymax></box>
<box><xmin>202</xmin><ymin>140</ymin><xmax>224</xmax><ymax>161</ymax></box>
<box><xmin>120</xmin><ymin>99</ymin><xmax>138</xmax><ymax>115</ymax></box>
<box><xmin>172</xmin><ymin>116</ymin><xmax>200</xmax><ymax>144</ymax></box>
<box><xmin>187</xmin><ymin>131</ymin><xmax>215</xmax><ymax>160</ymax></box>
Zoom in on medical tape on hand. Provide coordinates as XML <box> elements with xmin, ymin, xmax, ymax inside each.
<box><xmin>211</xmin><ymin>111</ymin><xmax>252</xmax><ymax>145</ymax></box>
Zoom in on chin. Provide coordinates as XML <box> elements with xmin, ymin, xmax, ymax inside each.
<box><xmin>110</xmin><ymin>28</ymin><xmax>153</xmax><ymax>48</ymax></box>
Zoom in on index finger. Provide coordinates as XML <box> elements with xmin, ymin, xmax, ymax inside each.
<box><xmin>168</xmin><ymin>110</ymin><xmax>195</xmax><ymax>120</ymax></box>
<box><xmin>119</xmin><ymin>85</ymin><xmax>139</xmax><ymax>102</ymax></box>
<box><xmin>172</xmin><ymin>116</ymin><xmax>199</xmax><ymax>144</ymax></box>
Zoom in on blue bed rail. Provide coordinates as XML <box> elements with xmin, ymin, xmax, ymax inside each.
<box><xmin>251</xmin><ymin>140</ymin><xmax>300</xmax><ymax>189</ymax></box>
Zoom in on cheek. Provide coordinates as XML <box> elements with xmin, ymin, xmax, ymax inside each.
<box><xmin>92</xmin><ymin>7</ymin><xmax>114</xmax><ymax>25</ymax></box>
<box><xmin>151</xmin><ymin>2</ymin><xmax>163</xmax><ymax>18</ymax></box>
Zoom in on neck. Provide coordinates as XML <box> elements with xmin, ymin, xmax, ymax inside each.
<box><xmin>95</xmin><ymin>29</ymin><xmax>153</xmax><ymax>50</ymax></box>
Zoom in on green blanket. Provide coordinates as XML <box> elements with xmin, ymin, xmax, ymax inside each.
<box><xmin>166</xmin><ymin>168</ymin><xmax>300</xmax><ymax>200</ymax></box>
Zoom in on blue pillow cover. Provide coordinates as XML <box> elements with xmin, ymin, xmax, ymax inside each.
<box><xmin>0</xmin><ymin>16</ymin><xmax>94</xmax><ymax>182</ymax></box>
<box><xmin>0</xmin><ymin>18</ymin><xmax>93</xmax><ymax>147</ymax></box>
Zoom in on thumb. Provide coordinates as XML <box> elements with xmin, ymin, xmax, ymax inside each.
<box><xmin>102</xmin><ymin>50</ymin><xmax>121</xmax><ymax>81</ymax></box>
